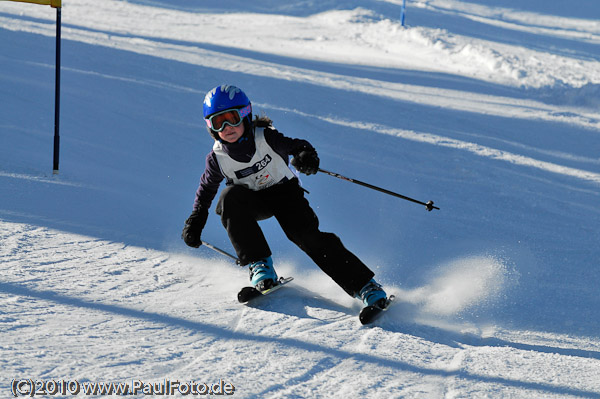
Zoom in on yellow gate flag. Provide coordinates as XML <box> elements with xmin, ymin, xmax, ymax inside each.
<box><xmin>2</xmin><ymin>0</ymin><xmax>61</xmax><ymax>8</ymax></box>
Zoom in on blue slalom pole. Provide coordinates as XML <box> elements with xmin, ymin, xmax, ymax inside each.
<box><xmin>401</xmin><ymin>0</ymin><xmax>407</xmax><ymax>27</ymax></box>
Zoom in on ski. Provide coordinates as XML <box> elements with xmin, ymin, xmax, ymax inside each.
<box><xmin>237</xmin><ymin>276</ymin><xmax>294</xmax><ymax>303</ymax></box>
<box><xmin>359</xmin><ymin>295</ymin><xmax>395</xmax><ymax>325</ymax></box>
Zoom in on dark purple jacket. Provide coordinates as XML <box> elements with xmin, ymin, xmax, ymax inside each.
<box><xmin>193</xmin><ymin>123</ymin><xmax>313</xmax><ymax>212</ymax></box>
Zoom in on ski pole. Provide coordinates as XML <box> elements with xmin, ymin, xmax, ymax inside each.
<box><xmin>318</xmin><ymin>168</ymin><xmax>440</xmax><ymax>211</ymax></box>
<box><xmin>201</xmin><ymin>240</ymin><xmax>241</xmax><ymax>264</ymax></box>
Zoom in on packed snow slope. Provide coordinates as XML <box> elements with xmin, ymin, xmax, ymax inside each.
<box><xmin>1</xmin><ymin>0</ymin><xmax>599</xmax><ymax>397</ymax></box>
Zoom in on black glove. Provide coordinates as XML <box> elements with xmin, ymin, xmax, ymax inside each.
<box><xmin>291</xmin><ymin>147</ymin><xmax>319</xmax><ymax>175</ymax></box>
<box><xmin>181</xmin><ymin>208</ymin><xmax>208</xmax><ymax>248</ymax></box>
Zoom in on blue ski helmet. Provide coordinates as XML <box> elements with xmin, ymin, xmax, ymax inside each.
<box><xmin>203</xmin><ymin>85</ymin><xmax>251</xmax><ymax>119</ymax></box>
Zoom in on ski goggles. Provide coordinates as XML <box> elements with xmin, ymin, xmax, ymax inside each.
<box><xmin>204</xmin><ymin>104</ymin><xmax>252</xmax><ymax>132</ymax></box>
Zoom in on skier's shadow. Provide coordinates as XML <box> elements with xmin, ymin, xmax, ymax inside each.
<box><xmin>241</xmin><ymin>284</ymin><xmax>360</xmax><ymax>323</ymax></box>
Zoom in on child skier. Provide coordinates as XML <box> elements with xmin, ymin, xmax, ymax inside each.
<box><xmin>182</xmin><ymin>84</ymin><xmax>388</xmax><ymax>308</ymax></box>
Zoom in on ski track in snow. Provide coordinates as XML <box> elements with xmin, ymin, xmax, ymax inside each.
<box><xmin>1</xmin><ymin>13</ymin><xmax>599</xmax><ymax>131</ymax></box>
<box><xmin>416</xmin><ymin>0</ymin><xmax>600</xmax><ymax>44</ymax></box>
<box><xmin>259</xmin><ymin>103</ymin><xmax>600</xmax><ymax>185</ymax></box>
<box><xmin>2</xmin><ymin>13</ymin><xmax>599</xmax><ymax>186</ymax></box>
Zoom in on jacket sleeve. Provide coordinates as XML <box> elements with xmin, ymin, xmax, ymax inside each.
<box><xmin>263</xmin><ymin>126</ymin><xmax>315</xmax><ymax>161</ymax></box>
<box><xmin>193</xmin><ymin>151</ymin><xmax>224</xmax><ymax>212</ymax></box>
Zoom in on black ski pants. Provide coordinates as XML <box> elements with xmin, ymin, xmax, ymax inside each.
<box><xmin>215</xmin><ymin>179</ymin><xmax>374</xmax><ymax>297</ymax></box>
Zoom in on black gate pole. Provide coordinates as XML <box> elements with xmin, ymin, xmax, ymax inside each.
<box><xmin>52</xmin><ymin>4</ymin><xmax>61</xmax><ymax>174</ymax></box>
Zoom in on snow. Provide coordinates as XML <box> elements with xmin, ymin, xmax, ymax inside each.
<box><xmin>1</xmin><ymin>0</ymin><xmax>599</xmax><ymax>397</ymax></box>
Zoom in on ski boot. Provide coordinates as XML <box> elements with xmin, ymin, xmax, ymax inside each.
<box><xmin>357</xmin><ymin>278</ymin><xmax>388</xmax><ymax>308</ymax></box>
<box><xmin>249</xmin><ymin>257</ymin><xmax>278</xmax><ymax>291</ymax></box>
